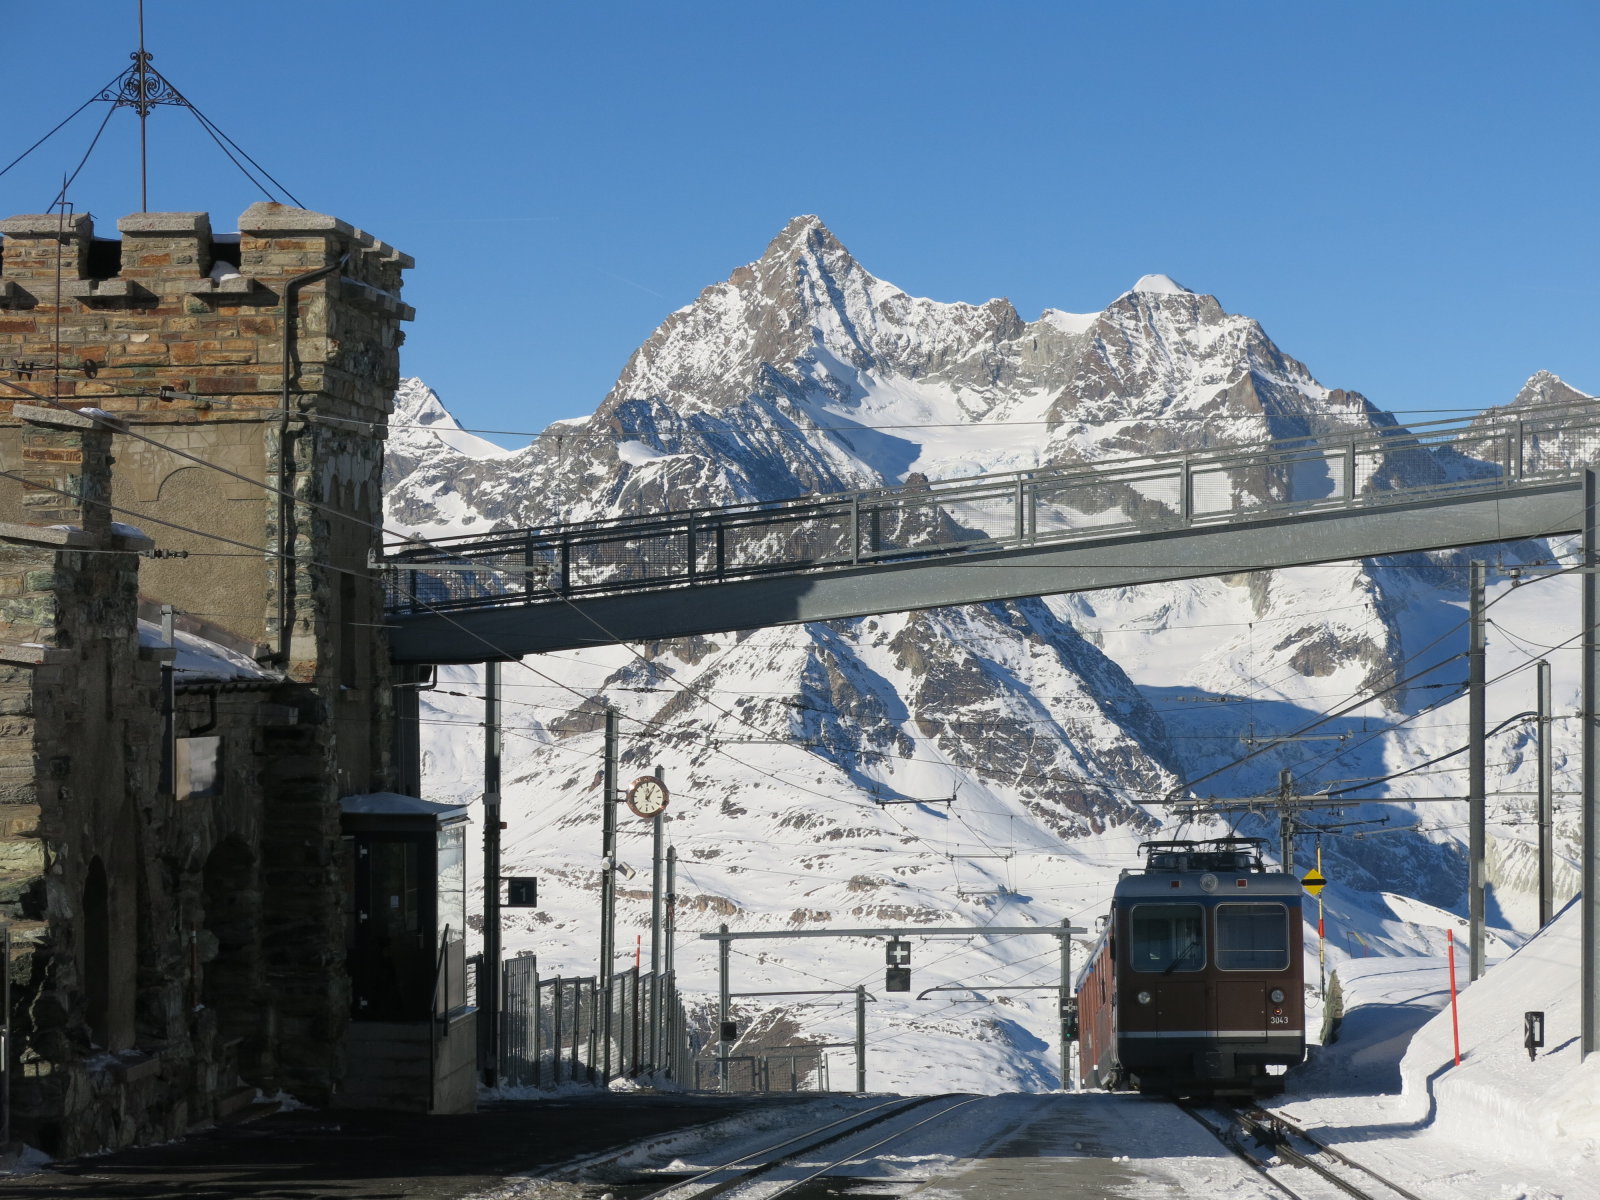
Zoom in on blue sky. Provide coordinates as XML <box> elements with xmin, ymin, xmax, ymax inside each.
<box><xmin>5</xmin><ymin>1</ymin><xmax>1596</xmax><ymax>447</ymax></box>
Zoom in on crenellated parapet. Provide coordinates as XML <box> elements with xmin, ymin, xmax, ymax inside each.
<box><xmin>0</xmin><ymin>203</ymin><xmax>412</xmax><ymax>419</ymax></box>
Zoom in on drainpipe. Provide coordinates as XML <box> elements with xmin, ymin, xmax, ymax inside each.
<box><xmin>276</xmin><ymin>254</ymin><xmax>349</xmax><ymax>667</ymax></box>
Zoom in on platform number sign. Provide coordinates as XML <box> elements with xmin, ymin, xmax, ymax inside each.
<box><xmin>886</xmin><ymin>938</ymin><xmax>912</xmax><ymax>992</ymax></box>
<box><xmin>505</xmin><ymin>877</ymin><xmax>538</xmax><ymax>907</ymax></box>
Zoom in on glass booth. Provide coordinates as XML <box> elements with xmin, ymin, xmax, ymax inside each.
<box><xmin>340</xmin><ymin>793</ymin><xmax>469</xmax><ymax>1022</ymax></box>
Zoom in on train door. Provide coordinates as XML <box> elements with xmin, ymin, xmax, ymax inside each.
<box><xmin>1126</xmin><ymin>902</ymin><xmax>1206</xmax><ymax>1031</ymax></box>
<box><xmin>1212</xmin><ymin>901</ymin><xmax>1292</xmax><ymax>1037</ymax></box>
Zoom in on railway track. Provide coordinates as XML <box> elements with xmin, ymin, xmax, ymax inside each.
<box><xmin>633</xmin><ymin>1093</ymin><xmax>984</xmax><ymax>1200</ymax></box>
<box><xmin>1180</xmin><ymin>1102</ymin><xmax>1428</xmax><ymax>1200</ymax></box>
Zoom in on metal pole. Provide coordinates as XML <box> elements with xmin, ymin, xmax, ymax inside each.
<box><xmin>1583</xmin><ymin>468</ymin><xmax>1599</xmax><ymax>1058</ymax></box>
<box><xmin>854</xmin><ymin>984</ymin><xmax>866</xmax><ymax>1093</ymax></box>
<box><xmin>136</xmin><ymin>0</ymin><xmax>149</xmax><ymax>212</ymax></box>
<box><xmin>718</xmin><ymin>924</ymin><xmax>731</xmax><ymax>1092</ymax></box>
<box><xmin>665</xmin><ymin>845</ymin><xmax>677</xmax><ymax>1083</ymax></box>
<box><xmin>600</xmin><ymin>708</ymin><xmax>618</xmax><ymax>1080</ymax></box>
<box><xmin>649</xmin><ymin>767</ymin><xmax>665</xmax><ymax>1072</ymax></box>
<box><xmin>2</xmin><ymin>924</ymin><xmax>9</xmax><ymax>1148</ymax></box>
<box><xmin>1469</xmin><ymin>560</ymin><xmax>1487</xmax><ymax>981</ymax></box>
<box><xmin>483</xmin><ymin>661</ymin><xmax>502</xmax><ymax>1086</ymax></box>
<box><xmin>1058</xmin><ymin>919</ymin><xmax>1072</xmax><ymax>1090</ymax></box>
<box><xmin>1316</xmin><ymin>838</ymin><xmax>1327</xmax><ymax>1000</ymax></box>
<box><xmin>552</xmin><ymin>976</ymin><xmax>563</xmax><ymax>1084</ymax></box>
<box><xmin>664</xmin><ymin>846</ymin><xmax>677</xmax><ymax>979</ymax></box>
<box><xmin>1278</xmin><ymin>769</ymin><xmax>1294</xmax><ymax>875</ymax></box>
<box><xmin>1538</xmin><ymin>659</ymin><xmax>1555</xmax><ymax>929</ymax></box>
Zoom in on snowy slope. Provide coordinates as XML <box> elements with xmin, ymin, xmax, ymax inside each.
<box><xmin>1279</xmin><ymin>902</ymin><xmax>1598</xmax><ymax>1196</ymax></box>
<box><xmin>385</xmin><ymin>216</ymin><xmax>1596</xmax><ymax>1090</ymax></box>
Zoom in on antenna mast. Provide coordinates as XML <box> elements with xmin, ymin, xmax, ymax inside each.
<box><xmin>0</xmin><ymin>0</ymin><xmax>304</xmax><ymax>213</ymax></box>
<box><xmin>136</xmin><ymin>0</ymin><xmax>150</xmax><ymax>210</ymax></box>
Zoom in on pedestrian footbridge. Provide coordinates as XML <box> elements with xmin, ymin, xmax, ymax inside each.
<box><xmin>381</xmin><ymin>401</ymin><xmax>1599</xmax><ymax>664</ymax></box>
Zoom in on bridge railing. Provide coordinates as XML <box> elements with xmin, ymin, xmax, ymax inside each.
<box><xmin>383</xmin><ymin>400</ymin><xmax>1600</xmax><ymax>616</ymax></box>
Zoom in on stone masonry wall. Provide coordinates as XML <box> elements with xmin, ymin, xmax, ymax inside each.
<box><xmin>0</xmin><ymin>205</ymin><xmax>414</xmax><ymax>1147</ymax></box>
<box><xmin>0</xmin><ymin>406</ymin><xmax>170</xmax><ymax>1152</ymax></box>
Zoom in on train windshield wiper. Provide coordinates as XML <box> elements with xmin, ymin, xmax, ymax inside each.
<box><xmin>1163</xmin><ymin>936</ymin><xmax>1200</xmax><ymax>974</ymax></box>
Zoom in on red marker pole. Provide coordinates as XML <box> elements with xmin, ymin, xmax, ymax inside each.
<box><xmin>1447</xmin><ymin>929</ymin><xmax>1462</xmax><ymax>1066</ymax></box>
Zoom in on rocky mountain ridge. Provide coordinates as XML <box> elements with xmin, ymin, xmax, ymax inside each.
<box><xmin>385</xmin><ymin>217</ymin><xmax>1594</xmax><ymax>1090</ymax></box>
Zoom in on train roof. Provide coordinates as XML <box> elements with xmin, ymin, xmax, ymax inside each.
<box><xmin>1113</xmin><ymin>869</ymin><xmax>1303</xmax><ymax>900</ymax></box>
<box><xmin>1136</xmin><ymin>836</ymin><xmax>1270</xmax><ymax>873</ymax></box>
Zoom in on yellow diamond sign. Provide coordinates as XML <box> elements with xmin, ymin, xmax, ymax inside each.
<box><xmin>1301</xmin><ymin>869</ymin><xmax>1327</xmax><ymax>896</ymax></box>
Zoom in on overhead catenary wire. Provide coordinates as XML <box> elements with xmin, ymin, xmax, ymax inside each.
<box><xmin>27</xmin><ymin>429</ymin><xmax>1535</xmax><ymax>845</ymax></box>
<box><xmin>11</xmin><ymin>367</ymin><xmax>1589</xmax><ymax>868</ymax></box>
<box><xmin>315</xmin><ymin>403</ymin><xmax>1524</xmax><ymax>444</ymax></box>
<box><xmin>1275</xmin><ymin>582</ymin><xmax>1591</xmax><ymax>794</ymax></box>
<box><xmin>1172</xmin><ymin>546</ymin><xmax>1592</xmax><ymax>804</ymax></box>
<box><xmin>11</xmin><ymin>180</ymin><xmax>1596</xmax><ymax>1057</ymax></box>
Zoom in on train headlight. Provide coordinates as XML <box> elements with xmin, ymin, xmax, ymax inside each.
<box><xmin>1270</xmin><ymin>988</ymin><xmax>1286</xmax><ymax>1003</ymax></box>
<box><xmin>1136</xmin><ymin>990</ymin><xmax>1152</xmax><ymax>1005</ymax></box>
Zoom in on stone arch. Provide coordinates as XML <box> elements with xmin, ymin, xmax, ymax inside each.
<box><xmin>138</xmin><ymin>465</ymin><xmax>269</xmax><ymax>644</ymax></box>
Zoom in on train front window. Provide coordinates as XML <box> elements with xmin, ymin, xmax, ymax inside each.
<box><xmin>1216</xmin><ymin>902</ymin><xmax>1290</xmax><ymax>970</ymax></box>
<box><xmin>1129</xmin><ymin>904</ymin><xmax>1204</xmax><ymax>973</ymax></box>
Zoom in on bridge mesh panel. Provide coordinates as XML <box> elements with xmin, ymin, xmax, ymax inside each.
<box><xmin>390</xmin><ymin>555</ymin><xmax>523</xmax><ymax>612</ymax></box>
<box><xmin>566</xmin><ymin>531</ymin><xmax>687</xmax><ymax>589</ymax></box>
<box><xmin>1031</xmin><ymin>467</ymin><xmax>1176</xmax><ymax>533</ymax></box>
<box><xmin>719</xmin><ymin>510</ymin><xmax>852</xmax><ymax>572</ymax></box>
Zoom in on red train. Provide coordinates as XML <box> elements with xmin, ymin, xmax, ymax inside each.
<box><xmin>1075</xmin><ymin>837</ymin><xmax>1305</xmax><ymax>1097</ymax></box>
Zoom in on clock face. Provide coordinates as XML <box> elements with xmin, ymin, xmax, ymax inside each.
<box><xmin>626</xmin><ymin>776</ymin><xmax>670</xmax><ymax>818</ymax></box>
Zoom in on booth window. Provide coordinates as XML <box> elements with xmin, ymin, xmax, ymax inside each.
<box><xmin>437</xmin><ymin>824</ymin><xmax>466</xmax><ymax>1013</ymax></box>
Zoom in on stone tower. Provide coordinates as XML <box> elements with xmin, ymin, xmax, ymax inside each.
<box><xmin>0</xmin><ymin>204</ymin><xmax>412</xmax><ymax>1151</ymax></box>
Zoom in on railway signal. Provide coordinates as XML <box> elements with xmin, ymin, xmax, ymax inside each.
<box><xmin>886</xmin><ymin>939</ymin><xmax>912</xmax><ymax>992</ymax></box>
<box><xmin>1300</xmin><ymin>869</ymin><xmax>1326</xmax><ymax>895</ymax></box>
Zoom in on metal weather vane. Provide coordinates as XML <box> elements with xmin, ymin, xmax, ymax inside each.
<box><xmin>0</xmin><ymin>0</ymin><xmax>302</xmax><ymax>214</ymax></box>
<box><xmin>97</xmin><ymin>1</ymin><xmax>192</xmax><ymax>211</ymax></box>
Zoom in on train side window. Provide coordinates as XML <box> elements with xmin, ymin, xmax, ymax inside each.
<box><xmin>1129</xmin><ymin>904</ymin><xmax>1204</xmax><ymax>973</ymax></box>
<box><xmin>1216</xmin><ymin>902</ymin><xmax>1290</xmax><ymax>970</ymax></box>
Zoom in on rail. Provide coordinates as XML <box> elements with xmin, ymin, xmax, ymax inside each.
<box><xmin>381</xmin><ymin>399</ymin><xmax>1600</xmax><ymax>617</ymax></box>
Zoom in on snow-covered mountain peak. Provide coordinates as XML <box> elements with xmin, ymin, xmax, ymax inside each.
<box><xmin>1129</xmin><ymin>273</ymin><xmax>1192</xmax><ymax>296</ymax></box>
<box><xmin>1507</xmin><ymin>369</ymin><xmax>1591</xmax><ymax>410</ymax></box>
<box><xmin>390</xmin><ymin>378</ymin><xmax>514</xmax><ymax>462</ymax></box>
<box><xmin>762</xmin><ymin>212</ymin><xmax>844</xmax><ymax>261</ymax></box>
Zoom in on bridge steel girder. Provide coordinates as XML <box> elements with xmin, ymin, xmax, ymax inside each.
<box><xmin>387</xmin><ymin>480</ymin><xmax>1584</xmax><ymax>664</ymax></box>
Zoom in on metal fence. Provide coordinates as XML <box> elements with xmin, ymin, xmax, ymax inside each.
<box><xmin>498</xmin><ymin>958</ymin><xmax>696</xmax><ymax>1088</ymax></box>
<box><xmin>692</xmin><ymin>1051</ymin><xmax>830</xmax><ymax>1093</ymax></box>
<box><xmin>383</xmin><ymin>398</ymin><xmax>1600</xmax><ymax>616</ymax></box>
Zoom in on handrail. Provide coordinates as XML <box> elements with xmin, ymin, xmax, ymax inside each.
<box><xmin>426</xmin><ymin>923</ymin><xmax>452</xmax><ymax>1116</ymax></box>
<box><xmin>432</xmin><ymin>923</ymin><xmax>452</xmax><ymax>1032</ymax></box>
<box><xmin>381</xmin><ymin>397</ymin><xmax>1600</xmax><ymax>617</ymax></box>
<box><xmin>387</xmin><ymin>397</ymin><xmax>1591</xmax><ymax>553</ymax></box>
